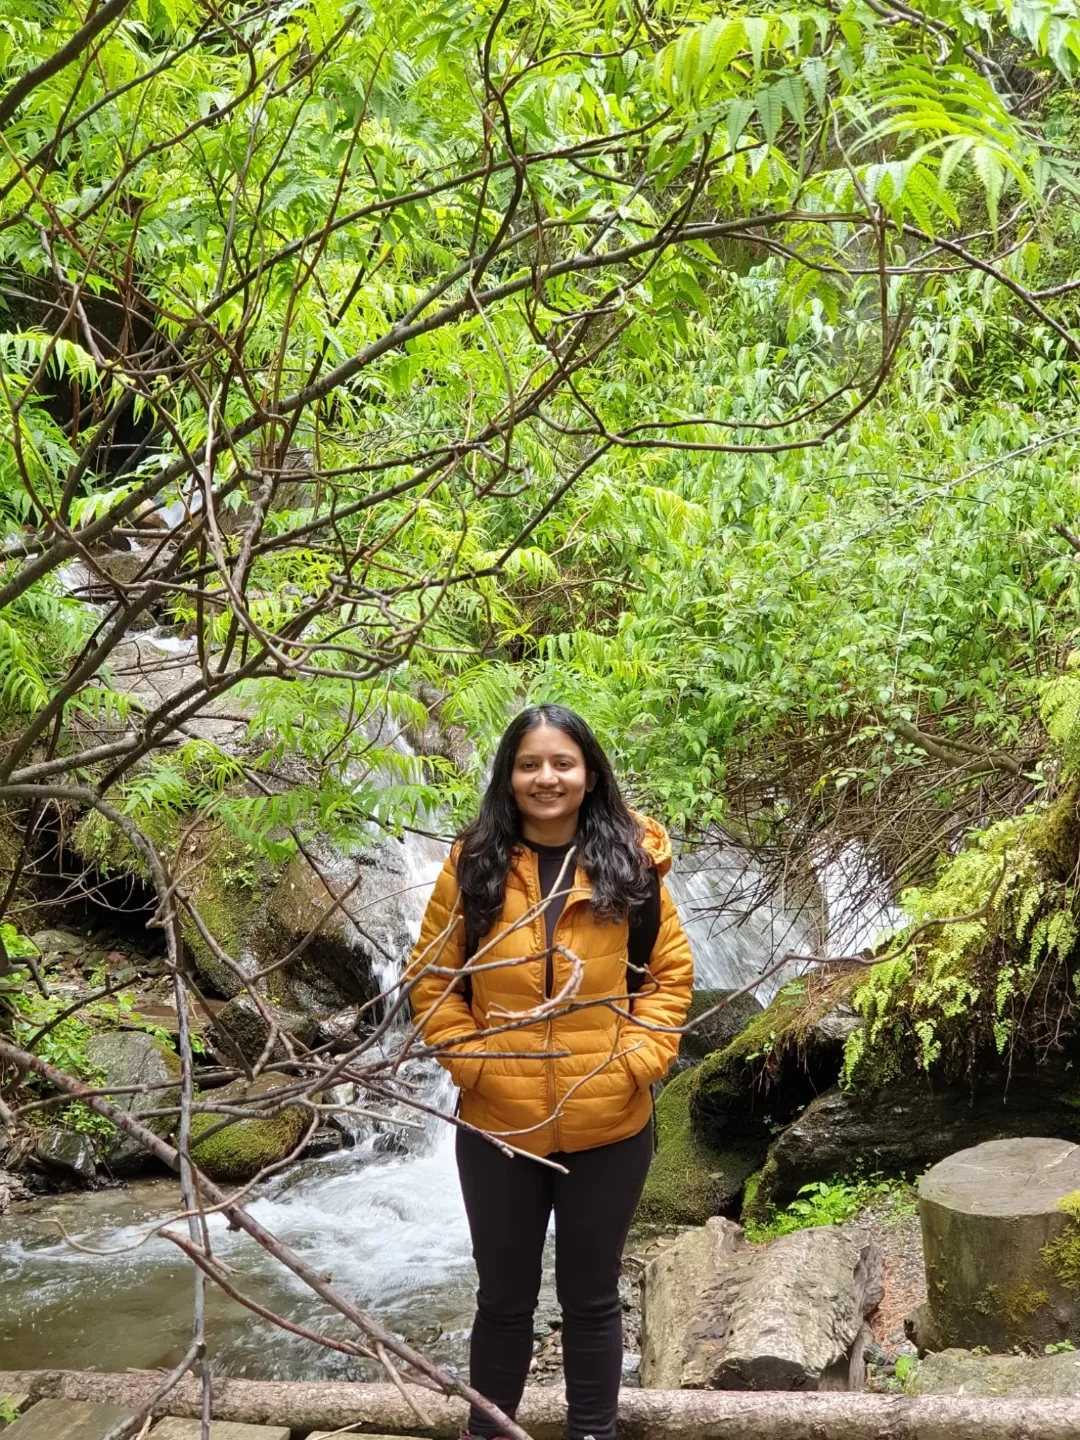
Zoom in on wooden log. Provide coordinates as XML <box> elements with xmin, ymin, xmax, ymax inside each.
<box><xmin>5</xmin><ymin>1371</ymin><xmax>1080</xmax><ymax>1439</ymax></box>
<box><xmin>148</xmin><ymin>1421</ymin><xmax>291</xmax><ymax>1439</ymax></box>
<box><xmin>919</xmin><ymin>1136</ymin><xmax>1080</xmax><ymax>1350</ymax></box>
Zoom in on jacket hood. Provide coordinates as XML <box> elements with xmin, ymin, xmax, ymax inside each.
<box><xmin>636</xmin><ymin>813</ymin><xmax>673</xmax><ymax>878</ymax></box>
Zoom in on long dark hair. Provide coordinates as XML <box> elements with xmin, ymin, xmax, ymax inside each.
<box><xmin>456</xmin><ymin>705</ymin><xmax>653</xmax><ymax>937</ymax></box>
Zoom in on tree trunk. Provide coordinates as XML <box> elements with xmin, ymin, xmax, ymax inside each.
<box><xmin>5</xmin><ymin>1371</ymin><xmax>1080</xmax><ymax>1439</ymax></box>
<box><xmin>919</xmin><ymin>1136</ymin><xmax>1080</xmax><ymax>1350</ymax></box>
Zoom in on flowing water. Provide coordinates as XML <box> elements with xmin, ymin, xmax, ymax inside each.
<box><xmin>0</xmin><ymin>822</ymin><xmax>853</xmax><ymax>1379</ymax></box>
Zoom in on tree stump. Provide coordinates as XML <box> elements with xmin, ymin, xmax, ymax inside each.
<box><xmin>919</xmin><ymin>1136</ymin><xmax>1080</xmax><ymax>1350</ymax></box>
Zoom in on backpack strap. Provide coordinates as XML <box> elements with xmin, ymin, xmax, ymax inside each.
<box><xmin>460</xmin><ymin>908</ymin><xmax>479</xmax><ymax>1010</ymax></box>
<box><xmin>626</xmin><ymin>865</ymin><xmax>661</xmax><ymax>1000</ymax></box>
<box><xmin>458</xmin><ymin>864</ymin><xmax>661</xmax><ymax>1009</ymax></box>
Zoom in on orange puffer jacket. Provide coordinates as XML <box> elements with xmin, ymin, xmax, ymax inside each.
<box><xmin>407</xmin><ymin>816</ymin><xmax>695</xmax><ymax>1156</ymax></box>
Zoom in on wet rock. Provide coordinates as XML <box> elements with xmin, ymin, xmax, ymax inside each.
<box><xmin>86</xmin><ymin>1030</ymin><xmax>182</xmax><ymax>1174</ymax></box>
<box><xmin>215</xmin><ymin>993</ymin><xmax>315</xmax><ymax>1065</ymax></box>
<box><xmin>679</xmin><ymin>989</ymin><xmax>764</xmax><ymax>1064</ymax></box>
<box><xmin>264</xmin><ymin>850</ymin><xmax>393</xmax><ymax>1012</ymax></box>
<box><xmin>35</xmin><ymin>1128</ymin><xmax>97</xmax><ymax>1181</ymax></box>
<box><xmin>689</xmin><ymin>984</ymin><xmax>852</xmax><ymax>1150</ymax></box>
<box><xmin>0</xmin><ymin>1168</ymin><xmax>30</xmax><ymax>1213</ymax></box>
<box><xmin>754</xmin><ymin>1063</ymin><xmax>1080</xmax><ymax>1211</ymax></box>
<box><xmin>313</xmin><ymin>1007</ymin><xmax>360</xmax><ymax>1048</ymax></box>
<box><xmin>904</xmin><ymin>1347</ymin><xmax>1080</xmax><ymax>1397</ymax></box>
<box><xmin>29</xmin><ymin>928</ymin><xmax>86</xmax><ymax>959</ymax></box>
<box><xmin>636</xmin><ymin>1067</ymin><xmax>761</xmax><ymax>1226</ymax></box>
<box><xmin>190</xmin><ymin>1071</ymin><xmax>309</xmax><ymax>1181</ymax></box>
<box><xmin>640</xmin><ymin>1217</ymin><xmax>883</xmax><ymax>1391</ymax></box>
<box><xmin>304</xmin><ymin>1127</ymin><xmax>344</xmax><ymax>1159</ymax></box>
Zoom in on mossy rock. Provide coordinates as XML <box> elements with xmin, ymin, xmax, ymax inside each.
<box><xmin>215</xmin><ymin>993</ymin><xmax>316</xmax><ymax>1064</ymax></box>
<box><xmin>689</xmin><ymin>974</ymin><xmax>857</xmax><ymax>1150</ymax></box>
<box><xmin>637</xmin><ymin>1068</ymin><xmax>762</xmax><ymax>1226</ymax></box>
<box><xmin>191</xmin><ymin>1071</ymin><xmax>309</xmax><ymax>1181</ymax></box>
<box><xmin>679</xmin><ymin>988</ymin><xmax>764</xmax><ymax>1064</ymax></box>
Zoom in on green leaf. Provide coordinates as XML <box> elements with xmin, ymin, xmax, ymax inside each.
<box><xmin>755</xmin><ymin>84</ymin><xmax>784</xmax><ymax>146</ymax></box>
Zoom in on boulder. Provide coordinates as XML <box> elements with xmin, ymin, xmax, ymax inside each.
<box><xmin>636</xmin><ymin>1068</ymin><xmax>761</xmax><ymax>1226</ymax></box>
<box><xmin>679</xmin><ymin>989</ymin><xmax>764</xmax><ymax>1064</ymax></box>
<box><xmin>28</xmin><ymin>929</ymin><xmax>87</xmax><ymax>960</ymax></box>
<box><xmin>86</xmin><ymin>1031</ymin><xmax>181</xmax><ymax>1174</ymax></box>
<box><xmin>753</xmin><ymin>1064</ymin><xmax>1080</xmax><ymax>1213</ymax></box>
<box><xmin>0</xmin><ymin>1169</ymin><xmax>30</xmax><ymax>1214</ymax></box>
<box><xmin>190</xmin><ymin>1071</ymin><xmax>309</xmax><ymax>1181</ymax></box>
<box><xmin>35</xmin><ymin>1128</ymin><xmax>97</xmax><ymax>1181</ymax></box>
<box><xmin>214</xmin><ymin>994</ymin><xmax>315</xmax><ymax>1065</ymax></box>
<box><xmin>905</xmin><ymin>1347</ymin><xmax>1080</xmax><ymax>1397</ymax></box>
<box><xmin>689</xmin><ymin>982</ymin><xmax>855</xmax><ymax>1150</ymax></box>
<box><xmin>918</xmin><ymin>1137</ymin><xmax>1080</xmax><ymax>1351</ymax></box>
<box><xmin>264</xmin><ymin>850</ymin><xmax>395</xmax><ymax>1012</ymax></box>
<box><xmin>640</xmin><ymin>1217</ymin><xmax>883</xmax><ymax>1391</ymax></box>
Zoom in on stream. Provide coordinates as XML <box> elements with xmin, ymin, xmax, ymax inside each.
<box><xmin>0</xmin><ymin>828</ymin><xmax>845</xmax><ymax>1380</ymax></box>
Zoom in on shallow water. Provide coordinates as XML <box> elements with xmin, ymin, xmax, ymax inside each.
<box><xmin>0</xmin><ymin>1114</ymin><xmax>509</xmax><ymax>1380</ymax></box>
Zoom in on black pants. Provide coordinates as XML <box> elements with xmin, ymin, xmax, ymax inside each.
<box><xmin>455</xmin><ymin>1121</ymin><xmax>653</xmax><ymax>1440</ymax></box>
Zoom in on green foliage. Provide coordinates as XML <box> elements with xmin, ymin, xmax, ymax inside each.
<box><xmin>745</xmin><ymin>1173</ymin><xmax>907</xmax><ymax>1241</ymax></box>
<box><xmin>2</xmin><ymin>957</ymin><xmax>191</xmax><ymax>1130</ymax></box>
<box><xmin>894</xmin><ymin>1354</ymin><xmax>918</xmax><ymax>1382</ymax></box>
<box><xmin>841</xmin><ymin>798</ymin><xmax>1080</xmax><ymax>1090</ymax></box>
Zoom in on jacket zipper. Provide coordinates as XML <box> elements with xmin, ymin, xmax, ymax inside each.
<box><xmin>529</xmin><ymin>848</ymin><xmax>564</xmax><ymax>1153</ymax></box>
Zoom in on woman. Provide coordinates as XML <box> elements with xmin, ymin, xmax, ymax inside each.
<box><xmin>408</xmin><ymin>705</ymin><xmax>694</xmax><ymax>1440</ymax></box>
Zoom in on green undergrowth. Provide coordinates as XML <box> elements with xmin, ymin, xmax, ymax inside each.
<box><xmin>1</xmin><ymin>924</ymin><xmax>189</xmax><ymax>1135</ymax></box>
<box><xmin>744</xmin><ymin>1173</ymin><xmax>916</xmax><ymax>1242</ymax></box>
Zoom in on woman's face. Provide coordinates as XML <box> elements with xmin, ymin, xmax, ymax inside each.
<box><xmin>510</xmin><ymin>722</ymin><xmax>593</xmax><ymax>832</ymax></box>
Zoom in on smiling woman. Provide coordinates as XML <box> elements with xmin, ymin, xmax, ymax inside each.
<box><xmin>406</xmin><ymin>705</ymin><xmax>693</xmax><ymax>1440</ymax></box>
<box><xmin>510</xmin><ymin>722</ymin><xmax>594</xmax><ymax>846</ymax></box>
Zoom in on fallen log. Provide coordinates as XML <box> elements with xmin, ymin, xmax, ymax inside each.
<box><xmin>3</xmin><ymin>1371</ymin><xmax>1080</xmax><ymax>1439</ymax></box>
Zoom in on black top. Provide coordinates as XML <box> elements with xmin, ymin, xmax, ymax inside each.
<box><xmin>524</xmin><ymin>838</ymin><xmax>576</xmax><ymax>951</ymax></box>
<box><xmin>522</xmin><ymin>839</ymin><xmax>661</xmax><ymax>1002</ymax></box>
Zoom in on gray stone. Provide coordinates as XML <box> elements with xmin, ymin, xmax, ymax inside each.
<box><xmin>905</xmin><ymin>1347</ymin><xmax>1080</xmax><ymax>1397</ymax></box>
<box><xmin>4</xmin><ymin>1400</ymin><xmax>133</xmax><ymax>1439</ymax></box>
<box><xmin>34</xmin><ymin>1128</ymin><xmax>97</xmax><ymax>1181</ymax></box>
<box><xmin>810</xmin><ymin>1010</ymin><xmax>863</xmax><ymax>1043</ymax></box>
<box><xmin>640</xmin><ymin>1217</ymin><xmax>883</xmax><ymax>1391</ymax></box>
<box><xmin>86</xmin><ymin>1031</ymin><xmax>181</xmax><ymax>1174</ymax></box>
<box><xmin>304</xmin><ymin>1127</ymin><xmax>343</xmax><ymax>1158</ymax></box>
<box><xmin>0</xmin><ymin>1169</ymin><xmax>29</xmax><ymax>1214</ymax></box>
<box><xmin>29</xmin><ymin>929</ymin><xmax>86</xmax><ymax>958</ymax></box>
<box><xmin>313</xmin><ymin>1006</ymin><xmax>360</xmax><ymax>1047</ymax></box>
<box><xmin>215</xmin><ymin>993</ymin><xmax>315</xmax><ymax>1065</ymax></box>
